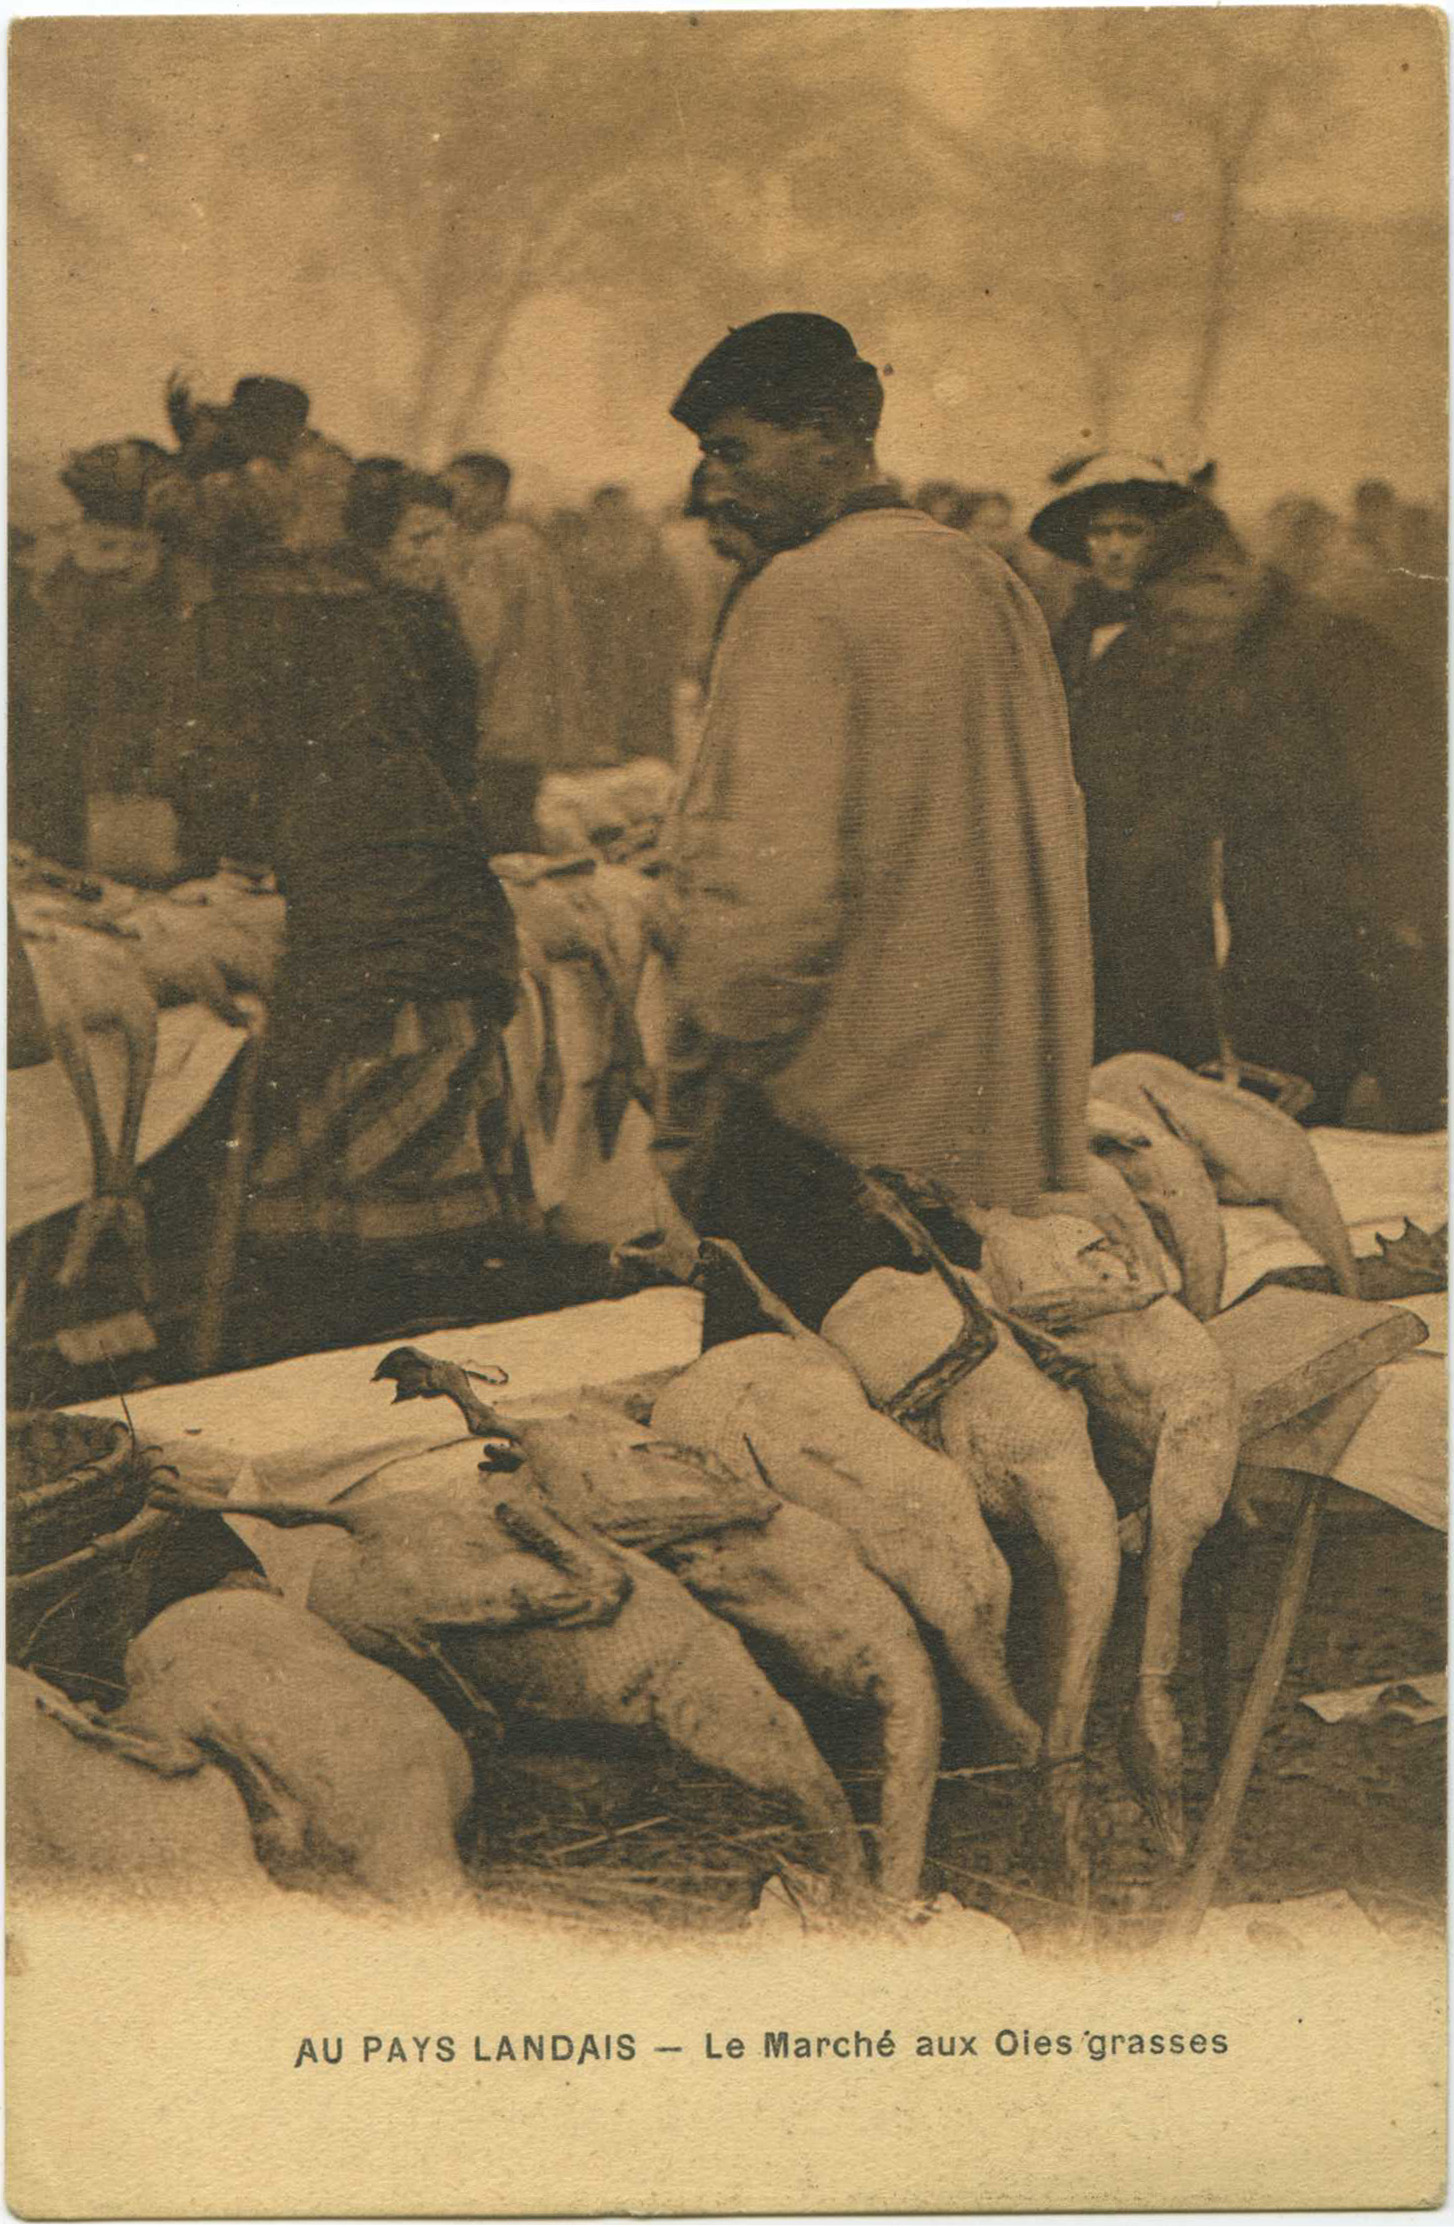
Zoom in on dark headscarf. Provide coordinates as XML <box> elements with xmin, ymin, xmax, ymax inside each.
<box><xmin>1137</xmin><ymin>498</ymin><xmax>1249</xmax><ymax>588</ymax></box>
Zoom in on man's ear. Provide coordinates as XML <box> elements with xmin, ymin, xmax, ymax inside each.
<box><xmin>801</xmin><ymin>418</ymin><xmax>853</xmax><ymax>470</ymax></box>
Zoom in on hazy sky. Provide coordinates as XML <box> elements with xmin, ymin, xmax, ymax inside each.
<box><xmin>11</xmin><ymin>10</ymin><xmax>1447</xmax><ymax>523</ymax></box>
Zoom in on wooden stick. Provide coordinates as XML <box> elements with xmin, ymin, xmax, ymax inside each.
<box><xmin>191</xmin><ymin>1019</ymin><xmax>264</xmax><ymax>1378</ymax></box>
<box><xmin>1165</xmin><ymin>1373</ymin><xmax>1381</xmax><ymax>1941</ymax></box>
<box><xmin>1163</xmin><ymin>1473</ymin><xmax>1326</xmax><ymax>1942</ymax></box>
<box><xmin>1188</xmin><ymin>1524</ymin><xmax>1237</xmax><ymax>1771</ymax></box>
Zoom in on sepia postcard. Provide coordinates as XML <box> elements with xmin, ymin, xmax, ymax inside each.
<box><xmin>6</xmin><ymin>6</ymin><xmax>1447</xmax><ymax>2216</ymax></box>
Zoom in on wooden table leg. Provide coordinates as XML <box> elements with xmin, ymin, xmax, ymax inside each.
<box><xmin>1165</xmin><ymin>1372</ymin><xmax>1385</xmax><ymax>1942</ymax></box>
<box><xmin>1164</xmin><ymin>1474</ymin><xmax>1326</xmax><ymax>1943</ymax></box>
<box><xmin>1190</xmin><ymin>1519</ymin><xmax>1240</xmax><ymax>1772</ymax></box>
<box><xmin>190</xmin><ymin>1020</ymin><xmax>264</xmax><ymax>1379</ymax></box>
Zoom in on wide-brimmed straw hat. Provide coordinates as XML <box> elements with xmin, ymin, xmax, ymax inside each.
<box><xmin>1029</xmin><ymin>450</ymin><xmax>1193</xmax><ymax>565</ymax></box>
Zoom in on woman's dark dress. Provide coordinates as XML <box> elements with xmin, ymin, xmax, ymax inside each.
<box><xmin>155</xmin><ymin>550</ymin><xmax>532</xmax><ymax>1245</ymax></box>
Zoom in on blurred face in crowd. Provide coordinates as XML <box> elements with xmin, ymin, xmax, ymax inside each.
<box><xmin>68</xmin><ymin>521</ymin><xmax>160</xmax><ymax>584</ymax></box>
<box><xmin>1263</xmin><ymin>498</ymin><xmax>1335</xmax><ymax>589</ymax></box>
<box><xmin>445</xmin><ymin>467</ymin><xmax>509</xmax><ymax>533</ymax></box>
<box><xmin>62</xmin><ymin>442</ymin><xmax>120</xmax><ymax>496</ymax></box>
<box><xmin>1353</xmin><ymin>481</ymin><xmax>1399</xmax><ymax>549</ymax></box>
<box><xmin>1143</xmin><ymin>545</ymin><xmax>1258</xmax><ymax>660</ymax></box>
<box><xmin>387</xmin><ymin>502</ymin><xmax>453</xmax><ymax>591</ymax></box>
<box><xmin>916</xmin><ymin>482</ymin><xmax>963</xmax><ymax>526</ymax></box>
<box><xmin>1083</xmin><ymin>502</ymin><xmax>1155</xmax><ymax>592</ymax></box>
<box><xmin>1401</xmin><ymin>503</ymin><xmax>1442</xmax><ymax>569</ymax></box>
<box><xmin>284</xmin><ymin>435</ymin><xmax>355</xmax><ymax>549</ymax></box>
<box><xmin>966</xmin><ymin>494</ymin><xmax>1015</xmax><ymax>551</ymax></box>
<box><xmin>696</xmin><ymin>407</ymin><xmax>857</xmax><ymax>553</ymax></box>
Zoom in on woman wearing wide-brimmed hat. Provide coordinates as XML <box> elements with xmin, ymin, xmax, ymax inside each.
<box><xmin>1029</xmin><ymin>450</ymin><xmax>1195</xmax><ymax>698</ymax></box>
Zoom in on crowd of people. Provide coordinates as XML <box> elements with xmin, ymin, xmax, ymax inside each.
<box><xmin>669</xmin><ymin>424</ymin><xmax>1445</xmax><ymax>1132</ymax></box>
<box><xmin>10</xmin><ymin>385</ymin><xmax>700</xmax><ymax>872</ymax></box>
<box><xmin>8</xmin><ymin>335</ymin><xmax>1447</xmax><ymax>1363</ymax></box>
<box><xmin>1022</xmin><ymin>455</ymin><xmax>1446</xmax><ymax>1128</ymax></box>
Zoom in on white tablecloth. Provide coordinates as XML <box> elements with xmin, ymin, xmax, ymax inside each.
<box><xmin>7</xmin><ymin>1004</ymin><xmax>249</xmax><ymax>1237</ymax></box>
<box><xmin>79</xmin><ymin>1288</ymin><xmax>703</xmax><ymax>1481</ymax></box>
<box><xmin>7</xmin><ymin>918</ymin><xmax>669</xmax><ymax>1247</ymax></box>
<box><xmin>1220</xmin><ymin>1127</ymin><xmax>1447</xmax><ymax>1307</ymax></box>
<box><xmin>78</xmin><ymin>1289</ymin><xmax>704</xmax><ymax>1597</ymax></box>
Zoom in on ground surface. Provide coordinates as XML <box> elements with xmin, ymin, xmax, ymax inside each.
<box><xmin>465</xmin><ymin>1511</ymin><xmax>1445</xmax><ymax>1947</ymax></box>
<box><xmin>11</xmin><ymin>1305</ymin><xmax>1444</xmax><ymax>1949</ymax></box>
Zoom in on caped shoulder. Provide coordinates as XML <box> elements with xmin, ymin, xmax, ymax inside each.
<box><xmin>746</xmin><ymin>510</ymin><xmax>1035</xmax><ymax>645</ymax></box>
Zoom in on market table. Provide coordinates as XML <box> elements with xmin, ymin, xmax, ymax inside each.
<box><xmin>55</xmin><ymin>1160</ymin><xmax>1446</xmax><ymax>1931</ymax></box>
<box><xmin>73</xmin><ymin>1128</ymin><xmax>1447</xmax><ymax>1537</ymax></box>
<box><xmin>7</xmin><ymin>1003</ymin><xmax>248</xmax><ymax>1237</ymax></box>
<box><xmin>8</xmin><ymin>865</ymin><xmax>667</xmax><ymax>1266</ymax></box>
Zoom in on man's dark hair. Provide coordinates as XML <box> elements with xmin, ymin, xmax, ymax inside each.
<box><xmin>447</xmin><ymin>451</ymin><xmax>512</xmax><ymax>498</ymax></box>
<box><xmin>1138</xmin><ymin>498</ymin><xmax>1249</xmax><ymax>590</ymax></box>
<box><xmin>345</xmin><ymin>462</ymin><xmax>450</xmax><ymax>552</ymax></box>
<box><xmin>1353</xmin><ymin>477</ymin><xmax>1397</xmax><ymax>513</ymax></box>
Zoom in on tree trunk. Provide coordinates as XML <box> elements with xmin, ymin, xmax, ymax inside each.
<box><xmin>1184</xmin><ymin>155</ymin><xmax>1240</xmax><ymax>450</ymax></box>
<box><xmin>441</xmin><ymin>306</ymin><xmax>519</xmax><ymax>460</ymax></box>
<box><xmin>1184</xmin><ymin>74</ymin><xmax>1280</xmax><ymax>448</ymax></box>
<box><xmin>439</xmin><ymin>265</ymin><xmax>541</xmax><ymax>458</ymax></box>
<box><xmin>435</xmin><ymin>185</ymin><xmax>604</xmax><ymax>457</ymax></box>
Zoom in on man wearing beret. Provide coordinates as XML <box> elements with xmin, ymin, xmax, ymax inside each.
<box><xmin>659</xmin><ymin>312</ymin><xmax>1094</xmax><ymax>1341</ymax></box>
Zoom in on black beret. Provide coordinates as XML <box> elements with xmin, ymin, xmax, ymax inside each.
<box><xmin>670</xmin><ymin>313</ymin><xmax>880</xmax><ymax>437</ymax></box>
<box><xmin>228</xmin><ymin>376</ymin><xmax>311</xmax><ymax>463</ymax></box>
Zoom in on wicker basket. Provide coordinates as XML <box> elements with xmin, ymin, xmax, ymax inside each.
<box><xmin>7</xmin><ymin>1409</ymin><xmax>145</xmax><ymax>1580</ymax></box>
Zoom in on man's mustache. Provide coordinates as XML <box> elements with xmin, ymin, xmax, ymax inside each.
<box><xmin>707</xmin><ymin>499</ymin><xmax>771</xmax><ymax>545</ymax></box>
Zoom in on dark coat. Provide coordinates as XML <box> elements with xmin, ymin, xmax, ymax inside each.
<box><xmin>1228</xmin><ymin>579</ymin><xmax>1445</xmax><ymax>1121</ymax></box>
<box><xmin>9</xmin><ymin>567</ymin><xmax>171</xmax><ymax>868</ymax></box>
<box><xmin>1050</xmin><ymin>576</ymin><xmax>1138</xmax><ymax>702</ymax></box>
<box><xmin>155</xmin><ymin>560</ymin><xmax>518</xmax><ymax>1091</ymax></box>
<box><xmin>1070</xmin><ymin>575</ymin><xmax>1444</xmax><ymax>1118</ymax></box>
<box><xmin>9</xmin><ymin>578</ymin><xmax>88</xmax><ymax>866</ymax></box>
<box><xmin>380</xmin><ymin>585</ymin><xmax>480</xmax><ymax>807</ymax></box>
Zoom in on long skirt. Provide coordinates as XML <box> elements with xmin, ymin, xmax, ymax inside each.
<box><xmin>246</xmin><ymin>997</ymin><xmax>537</xmax><ymax>1248</ymax></box>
